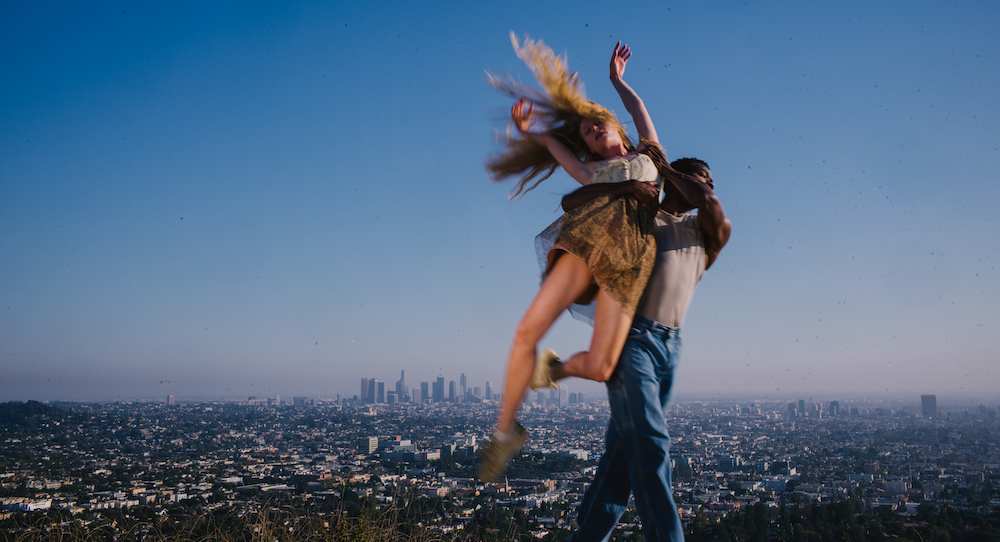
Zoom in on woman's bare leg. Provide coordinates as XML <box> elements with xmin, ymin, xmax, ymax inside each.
<box><xmin>550</xmin><ymin>287</ymin><xmax>633</xmax><ymax>383</ymax></box>
<box><xmin>496</xmin><ymin>253</ymin><xmax>593</xmax><ymax>434</ymax></box>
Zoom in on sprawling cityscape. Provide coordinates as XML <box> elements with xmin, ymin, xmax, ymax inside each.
<box><xmin>2</xmin><ymin>381</ymin><xmax>998</xmax><ymax>541</ymax></box>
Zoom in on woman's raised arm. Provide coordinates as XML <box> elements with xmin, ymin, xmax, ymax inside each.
<box><xmin>609</xmin><ymin>42</ymin><xmax>658</xmax><ymax>146</ymax></box>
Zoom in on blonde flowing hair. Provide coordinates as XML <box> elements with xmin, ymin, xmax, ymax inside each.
<box><xmin>486</xmin><ymin>33</ymin><xmax>634</xmax><ymax>198</ymax></box>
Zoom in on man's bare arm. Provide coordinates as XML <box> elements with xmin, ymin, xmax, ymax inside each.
<box><xmin>660</xmin><ymin>167</ymin><xmax>731</xmax><ymax>269</ymax></box>
<box><xmin>562</xmin><ymin>180</ymin><xmax>659</xmax><ymax>214</ymax></box>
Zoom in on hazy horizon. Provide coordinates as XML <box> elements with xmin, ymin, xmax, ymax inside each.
<box><xmin>8</xmin><ymin>384</ymin><xmax>999</xmax><ymax>413</ymax></box>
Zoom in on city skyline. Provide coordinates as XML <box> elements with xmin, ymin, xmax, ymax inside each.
<box><xmin>6</xmin><ymin>384</ymin><xmax>997</xmax><ymax>423</ymax></box>
<box><xmin>58</xmin><ymin>386</ymin><xmax>999</xmax><ymax>417</ymax></box>
<box><xmin>3</xmin><ymin>2</ymin><xmax>999</xmax><ymax>402</ymax></box>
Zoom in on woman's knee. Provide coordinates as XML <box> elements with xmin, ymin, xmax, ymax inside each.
<box><xmin>511</xmin><ymin>319</ymin><xmax>543</xmax><ymax>351</ymax></box>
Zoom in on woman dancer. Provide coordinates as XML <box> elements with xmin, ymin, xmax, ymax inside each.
<box><xmin>481</xmin><ymin>35</ymin><xmax>669</xmax><ymax>481</ymax></box>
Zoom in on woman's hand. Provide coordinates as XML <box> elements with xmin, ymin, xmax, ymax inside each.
<box><xmin>610</xmin><ymin>41</ymin><xmax>631</xmax><ymax>81</ymax></box>
<box><xmin>511</xmin><ymin>98</ymin><xmax>535</xmax><ymax>134</ymax></box>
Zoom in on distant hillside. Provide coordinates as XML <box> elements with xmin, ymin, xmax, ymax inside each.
<box><xmin>0</xmin><ymin>400</ymin><xmax>69</xmax><ymax>429</ymax></box>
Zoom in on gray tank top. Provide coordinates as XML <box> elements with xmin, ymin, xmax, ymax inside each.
<box><xmin>635</xmin><ymin>211</ymin><xmax>707</xmax><ymax>328</ymax></box>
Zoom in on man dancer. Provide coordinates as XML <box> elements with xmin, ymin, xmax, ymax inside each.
<box><xmin>547</xmin><ymin>156</ymin><xmax>730</xmax><ymax>542</ymax></box>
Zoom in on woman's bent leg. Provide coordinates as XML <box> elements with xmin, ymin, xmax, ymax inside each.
<box><xmin>550</xmin><ymin>288</ymin><xmax>633</xmax><ymax>383</ymax></box>
<box><xmin>496</xmin><ymin>253</ymin><xmax>593</xmax><ymax>433</ymax></box>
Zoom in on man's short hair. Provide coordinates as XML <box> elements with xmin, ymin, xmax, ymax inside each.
<box><xmin>670</xmin><ymin>157</ymin><xmax>709</xmax><ymax>174</ymax></box>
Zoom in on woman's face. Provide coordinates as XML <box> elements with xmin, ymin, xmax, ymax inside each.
<box><xmin>580</xmin><ymin>119</ymin><xmax>624</xmax><ymax>157</ymax></box>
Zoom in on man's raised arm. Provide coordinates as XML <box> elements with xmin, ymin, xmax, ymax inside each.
<box><xmin>660</xmin><ymin>166</ymin><xmax>731</xmax><ymax>269</ymax></box>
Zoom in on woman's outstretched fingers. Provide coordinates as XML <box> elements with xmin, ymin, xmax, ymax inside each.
<box><xmin>511</xmin><ymin>98</ymin><xmax>534</xmax><ymax>132</ymax></box>
<box><xmin>611</xmin><ymin>41</ymin><xmax>631</xmax><ymax>79</ymax></box>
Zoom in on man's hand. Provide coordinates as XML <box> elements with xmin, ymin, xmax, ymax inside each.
<box><xmin>562</xmin><ymin>180</ymin><xmax>658</xmax><ymax>214</ymax></box>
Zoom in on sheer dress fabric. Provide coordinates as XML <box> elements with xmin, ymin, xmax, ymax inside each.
<box><xmin>535</xmin><ymin>153</ymin><xmax>660</xmax><ymax>324</ymax></box>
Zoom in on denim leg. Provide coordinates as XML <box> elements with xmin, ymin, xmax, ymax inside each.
<box><xmin>571</xmin><ymin>317</ymin><xmax>684</xmax><ymax>542</ymax></box>
<box><xmin>614</xmin><ymin>318</ymin><xmax>685</xmax><ymax>542</ymax></box>
<box><xmin>570</xmin><ymin>422</ymin><xmax>631</xmax><ymax>542</ymax></box>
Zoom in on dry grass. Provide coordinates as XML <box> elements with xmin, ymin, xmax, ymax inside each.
<box><xmin>3</xmin><ymin>503</ymin><xmax>471</xmax><ymax>542</ymax></box>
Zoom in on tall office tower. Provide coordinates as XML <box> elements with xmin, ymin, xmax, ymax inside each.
<box><xmin>293</xmin><ymin>396</ymin><xmax>307</xmax><ymax>407</ymax></box>
<box><xmin>484</xmin><ymin>381</ymin><xmax>493</xmax><ymax>402</ymax></box>
<box><xmin>361</xmin><ymin>378</ymin><xmax>370</xmax><ymax>403</ymax></box>
<box><xmin>798</xmin><ymin>399</ymin><xmax>805</xmax><ymax>417</ymax></box>
<box><xmin>433</xmin><ymin>376</ymin><xmax>445</xmax><ymax>402</ymax></box>
<box><xmin>412</xmin><ymin>387</ymin><xmax>419</xmax><ymax>403</ymax></box>
<box><xmin>460</xmin><ymin>373</ymin><xmax>467</xmax><ymax>398</ymax></box>
<box><xmin>448</xmin><ymin>381</ymin><xmax>456</xmax><ymax>402</ymax></box>
<box><xmin>787</xmin><ymin>403</ymin><xmax>796</xmax><ymax>417</ymax></box>
<box><xmin>421</xmin><ymin>382</ymin><xmax>429</xmax><ymax>402</ymax></box>
<box><xmin>368</xmin><ymin>379</ymin><xmax>378</xmax><ymax>404</ymax></box>
<box><xmin>829</xmin><ymin>401</ymin><xmax>840</xmax><ymax>417</ymax></box>
<box><xmin>395</xmin><ymin>372</ymin><xmax>404</xmax><ymax>398</ymax></box>
<box><xmin>558</xmin><ymin>385</ymin><xmax>567</xmax><ymax>408</ymax></box>
<box><xmin>167</xmin><ymin>395</ymin><xmax>175</xmax><ymax>406</ymax></box>
<box><xmin>377</xmin><ymin>382</ymin><xmax>385</xmax><ymax>403</ymax></box>
<box><xmin>921</xmin><ymin>395</ymin><xmax>937</xmax><ymax>418</ymax></box>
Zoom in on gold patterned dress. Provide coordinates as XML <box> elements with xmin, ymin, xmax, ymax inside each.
<box><xmin>535</xmin><ymin>152</ymin><xmax>660</xmax><ymax>323</ymax></box>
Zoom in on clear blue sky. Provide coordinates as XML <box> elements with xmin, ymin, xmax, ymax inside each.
<box><xmin>3</xmin><ymin>1</ymin><xmax>998</xmax><ymax>405</ymax></box>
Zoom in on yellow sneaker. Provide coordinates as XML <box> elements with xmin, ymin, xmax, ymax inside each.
<box><xmin>529</xmin><ymin>349</ymin><xmax>560</xmax><ymax>390</ymax></box>
<box><xmin>478</xmin><ymin>421</ymin><xmax>528</xmax><ymax>483</ymax></box>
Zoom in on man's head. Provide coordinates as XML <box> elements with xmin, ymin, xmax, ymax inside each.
<box><xmin>671</xmin><ymin>158</ymin><xmax>713</xmax><ymax>189</ymax></box>
<box><xmin>662</xmin><ymin>158</ymin><xmax>713</xmax><ymax>215</ymax></box>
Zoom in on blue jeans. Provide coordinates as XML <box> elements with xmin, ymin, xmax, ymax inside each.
<box><xmin>571</xmin><ymin>315</ymin><xmax>685</xmax><ymax>542</ymax></box>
